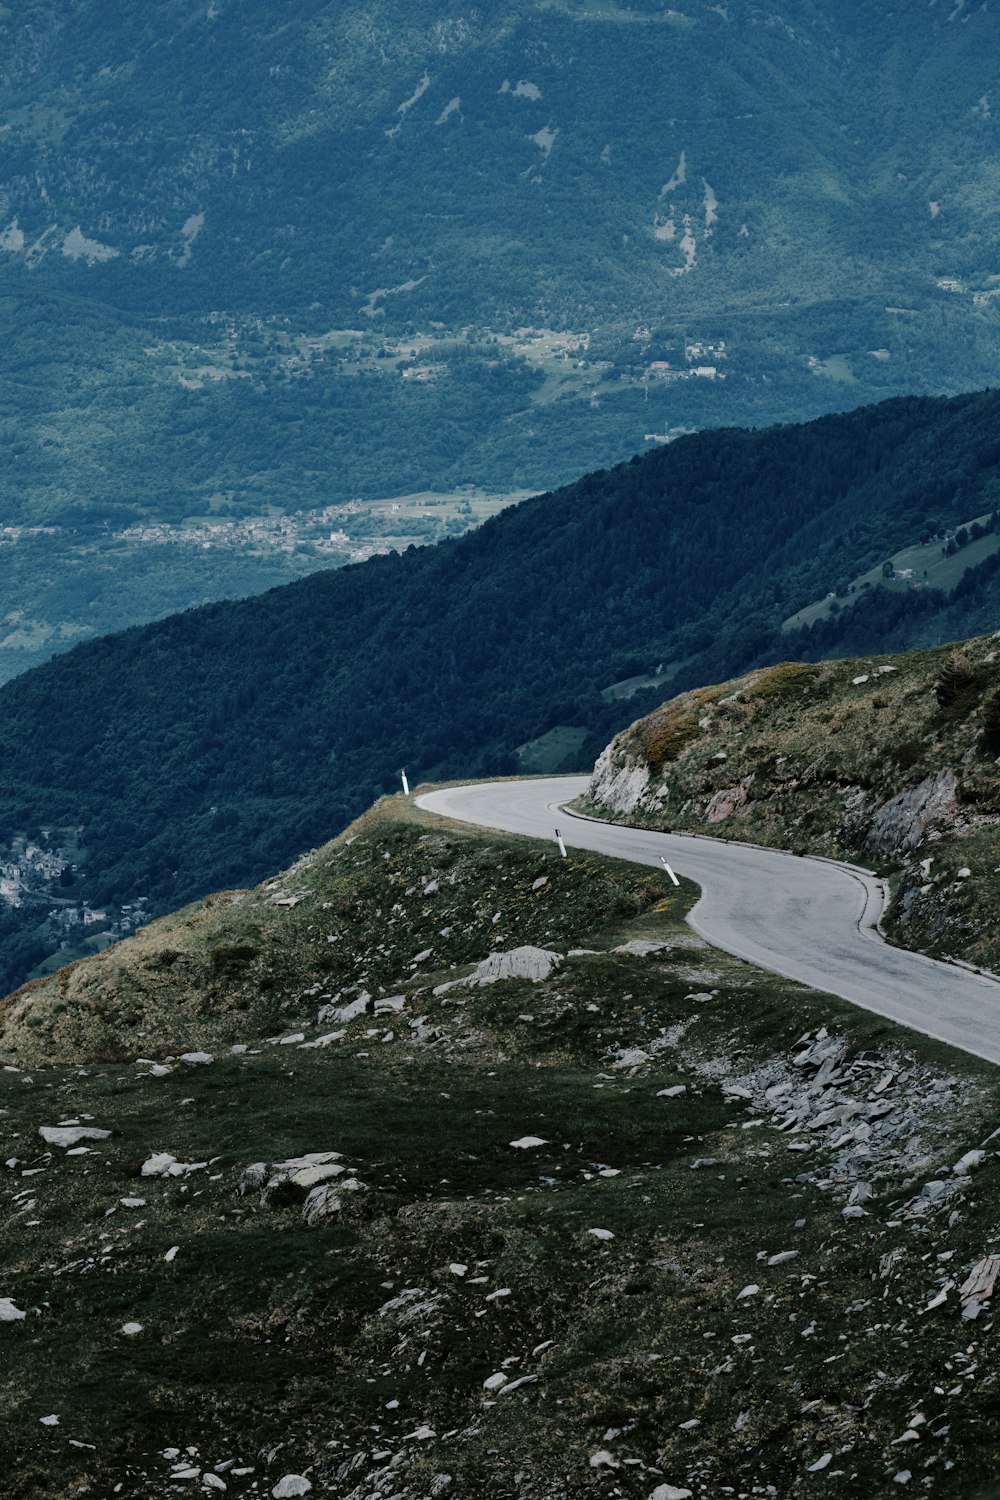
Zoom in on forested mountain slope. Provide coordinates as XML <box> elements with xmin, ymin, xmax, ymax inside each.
<box><xmin>4</xmin><ymin>388</ymin><xmax>1000</xmax><ymax>990</ymax></box>
<box><xmin>5</xmin><ymin>0</ymin><xmax>1000</xmax><ymax>668</ymax></box>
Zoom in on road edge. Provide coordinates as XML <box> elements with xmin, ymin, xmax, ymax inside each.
<box><xmin>556</xmin><ymin>798</ymin><xmax>1000</xmax><ymax>991</ymax></box>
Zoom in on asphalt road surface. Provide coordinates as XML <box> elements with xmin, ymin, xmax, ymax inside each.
<box><xmin>417</xmin><ymin>776</ymin><xmax>1000</xmax><ymax>1067</ymax></box>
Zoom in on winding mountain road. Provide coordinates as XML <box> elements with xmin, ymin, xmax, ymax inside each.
<box><xmin>417</xmin><ymin>776</ymin><xmax>1000</xmax><ymax>1066</ymax></box>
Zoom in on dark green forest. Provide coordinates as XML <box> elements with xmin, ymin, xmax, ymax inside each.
<box><xmin>3</xmin><ymin>387</ymin><xmax>1000</xmax><ymax>989</ymax></box>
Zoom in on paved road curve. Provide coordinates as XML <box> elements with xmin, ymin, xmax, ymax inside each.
<box><xmin>417</xmin><ymin>776</ymin><xmax>1000</xmax><ymax>1067</ymax></box>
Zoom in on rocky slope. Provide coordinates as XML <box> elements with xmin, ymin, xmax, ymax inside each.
<box><xmin>5</xmin><ymin>796</ymin><xmax>1000</xmax><ymax>1495</ymax></box>
<box><xmin>585</xmin><ymin>631</ymin><xmax>1000</xmax><ymax>972</ymax></box>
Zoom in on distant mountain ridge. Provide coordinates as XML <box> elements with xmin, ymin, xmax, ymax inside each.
<box><xmin>4</xmin><ymin>387</ymin><xmax>1000</xmax><ymax>988</ymax></box>
<box><xmin>4</xmin><ymin>1</ymin><xmax>1000</xmax><ymax>673</ymax></box>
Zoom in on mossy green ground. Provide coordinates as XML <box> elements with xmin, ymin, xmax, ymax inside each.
<box><xmin>2</xmin><ymin>800</ymin><xmax>1000</xmax><ymax>1497</ymax></box>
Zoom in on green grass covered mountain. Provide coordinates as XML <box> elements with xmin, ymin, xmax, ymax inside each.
<box><xmin>4</xmin><ymin>388</ymin><xmax>1000</xmax><ymax>988</ymax></box>
<box><xmin>5</xmin><ymin>0</ymin><xmax>1000</xmax><ymax>666</ymax></box>
<box><xmin>5</xmin><ymin>794</ymin><xmax>1000</xmax><ymax>1497</ymax></box>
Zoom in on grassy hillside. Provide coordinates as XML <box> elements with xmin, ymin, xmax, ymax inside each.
<box><xmin>782</xmin><ymin>510</ymin><xmax>1000</xmax><ymax>634</ymax></box>
<box><xmin>6</xmin><ymin>388</ymin><xmax>1000</xmax><ymax>988</ymax></box>
<box><xmin>4</xmin><ymin>796</ymin><xmax>1000</xmax><ymax>1496</ymax></box>
<box><xmin>585</xmin><ymin>630</ymin><xmax>1000</xmax><ymax>974</ymax></box>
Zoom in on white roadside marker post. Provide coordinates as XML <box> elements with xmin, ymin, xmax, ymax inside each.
<box><xmin>554</xmin><ymin>828</ymin><xmax>567</xmax><ymax>858</ymax></box>
<box><xmin>659</xmin><ymin>856</ymin><xmax>680</xmax><ymax>886</ymax></box>
<box><xmin>401</xmin><ymin>770</ymin><xmax>410</xmax><ymax>796</ymax></box>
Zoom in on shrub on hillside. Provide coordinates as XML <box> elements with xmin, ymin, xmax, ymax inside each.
<box><xmin>981</xmin><ymin>686</ymin><xmax>1000</xmax><ymax>753</ymax></box>
<box><xmin>934</xmin><ymin>649</ymin><xmax>984</xmax><ymax>724</ymax></box>
<box><xmin>890</xmin><ymin>739</ymin><xmax>926</xmax><ymax>772</ymax></box>
<box><xmin>642</xmin><ymin>711</ymin><xmax>699</xmax><ymax>771</ymax></box>
<box><xmin>742</xmin><ymin>662</ymin><xmax>821</xmax><ymax>703</ymax></box>
<box><xmin>935</xmin><ymin>650</ymin><xmax>974</xmax><ymax>706</ymax></box>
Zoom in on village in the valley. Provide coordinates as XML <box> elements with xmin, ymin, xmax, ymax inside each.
<box><xmin>0</xmin><ymin>833</ymin><xmax>149</xmax><ymax>960</ymax></box>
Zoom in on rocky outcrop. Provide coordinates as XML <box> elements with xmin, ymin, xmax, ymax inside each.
<box><xmin>466</xmin><ymin>946</ymin><xmax>562</xmax><ymax>986</ymax></box>
<box><xmin>587</xmin><ymin>744</ymin><xmax>650</xmax><ymax>816</ymax></box>
<box><xmin>238</xmin><ymin>1151</ymin><xmax>368</xmax><ymax>1223</ymax></box>
<box><xmin>703</xmin><ymin>776</ymin><xmax>754</xmax><ymax>824</ymax></box>
<box><xmin>866</xmin><ymin>770</ymin><xmax>960</xmax><ymax>857</ymax></box>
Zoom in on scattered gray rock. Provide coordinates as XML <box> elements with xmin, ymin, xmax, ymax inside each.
<box><xmin>302</xmin><ymin>1177</ymin><xmax>367</xmax><ymax>1225</ymax></box>
<box><xmin>611</xmin><ymin>1046</ymin><xmax>651</xmax><ymax>1071</ymax></box>
<box><xmin>500</xmin><ymin>1373</ymin><xmax>538</xmax><ymax>1396</ymax></box>
<box><xmin>239</xmin><ymin>1152</ymin><xmax>368</xmax><ymax>1222</ymax></box>
<box><xmin>272</xmin><ymin>1479</ymin><xmax>312</xmax><ymax>1499</ymax></box>
<box><xmin>238</xmin><ymin>1163</ymin><xmax>267</xmax><ymax>1196</ymax></box>
<box><xmin>259</xmin><ymin>1154</ymin><xmax>345</xmax><ymax>1205</ymax></box>
<box><xmin>141</xmin><ymin>1153</ymin><xmax>208</xmax><ymax>1178</ymax></box>
<box><xmin>960</xmin><ymin>1256</ymin><xmax>1000</xmax><ymax>1306</ymax></box>
<box><xmin>880</xmin><ymin>1248</ymin><xmax>904</xmax><ymax>1280</ymax></box>
<box><xmin>318</xmin><ymin>994</ymin><xmax>370</xmax><ymax>1025</ymax></box>
<box><xmin>298</xmin><ymin>1030</ymin><xmax>346</xmax><ymax>1050</ymax></box>
<box><xmin>39</xmin><ymin>1126</ymin><xmax>111</xmax><ymax>1148</ymax></box>
<box><xmin>374</xmin><ymin>995</ymin><xmax>406</xmax><ymax>1015</ymax></box>
<box><xmin>467</xmin><ymin>947</ymin><xmax>562</xmax><ymax>985</ymax></box>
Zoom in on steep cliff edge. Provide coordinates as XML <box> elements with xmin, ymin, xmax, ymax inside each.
<box><xmin>585</xmin><ymin>632</ymin><xmax>1000</xmax><ymax>971</ymax></box>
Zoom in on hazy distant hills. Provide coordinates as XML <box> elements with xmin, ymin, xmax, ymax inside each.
<box><xmin>3</xmin><ymin>0</ymin><xmax>1000</xmax><ymax>669</ymax></box>
<box><xmin>4</xmin><ymin>386</ymin><xmax>1000</xmax><ymax>989</ymax></box>
<box><xmin>6</xmin><ymin>2</ymin><xmax>1000</xmax><ymax>333</ymax></box>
